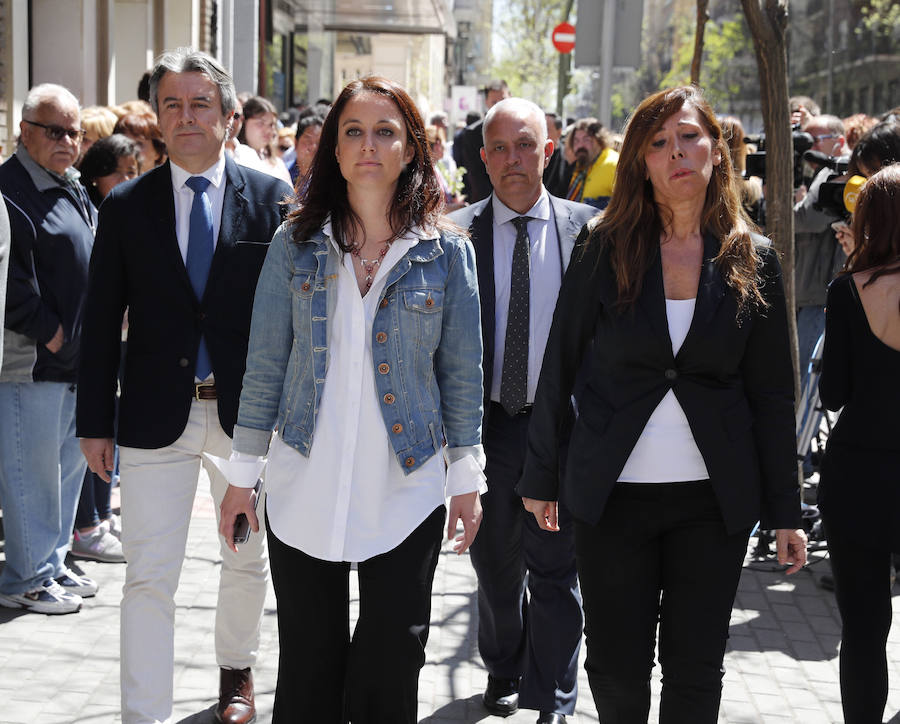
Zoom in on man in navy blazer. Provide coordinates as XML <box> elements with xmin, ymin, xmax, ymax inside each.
<box><xmin>449</xmin><ymin>98</ymin><xmax>595</xmax><ymax>724</ymax></box>
<box><xmin>77</xmin><ymin>49</ymin><xmax>290</xmax><ymax>724</ymax></box>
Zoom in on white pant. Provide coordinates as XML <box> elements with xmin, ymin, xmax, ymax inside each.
<box><xmin>118</xmin><ymin>399</ymin><xmax>268</xmax><ymax>724</ymax></box>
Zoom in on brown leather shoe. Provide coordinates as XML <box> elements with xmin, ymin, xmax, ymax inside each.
<box><xmin>215</xmin><ymin>667</ymin><xmax>256</xmax><ymax>724</ymax></box>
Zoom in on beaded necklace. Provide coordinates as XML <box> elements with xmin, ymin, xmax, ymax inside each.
<box><xmin>351</xmin><ymin>237</ymin><xmax>394</xmax><ymax>293</ymax></box>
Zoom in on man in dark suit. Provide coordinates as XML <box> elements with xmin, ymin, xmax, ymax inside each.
<box><xmin>449</xmin><ymin>98</ymin><xmax>595</xmax><ymax>724</ymax></box>
<box><xmin>459</xmin><ymin>80</ymin><xmax>511</xmax><ymax>204</ymax></box>
<box><xmin>77</xmin><ymin>49</ymin><xmax>290</xmax><ymax>724</ymax></box>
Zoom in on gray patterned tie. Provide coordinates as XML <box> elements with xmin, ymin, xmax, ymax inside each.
<box><xmin>500</xmin><ymin>216</ymin><xmax>531</xmax><ymax>416</ymax></box>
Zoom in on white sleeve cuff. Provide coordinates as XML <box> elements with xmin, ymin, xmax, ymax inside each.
<box><xmin>445</xmin><ymin>452</ymin><xmax>488</xmax><ymax>498</ymax></box>
<box><xmin>203</xmin><ymin>450</ymin><xmax>266</xmax><ymax>488</ymax></box>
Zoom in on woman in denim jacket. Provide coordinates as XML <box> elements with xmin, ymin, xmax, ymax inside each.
<box><xmin>219</xmin><ymin>77</ymin><xmax>485</xmax><ymax>723</ymax></box>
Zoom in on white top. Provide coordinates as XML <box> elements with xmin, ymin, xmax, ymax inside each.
<box><xmin>490</xmin><ymin>190</ymin><xmax>563</xmax><ymax>404</ymax></box>
<box><xmin>170</xmin><ymin>157</ymin><xmax>227</xmax><ymax>263</ymax></box>
<box><xmin>617</xmin><ymin>298</ymin><xmax>710</xmax><ymax>483</ymax></box>
<box><xmin>229</xmin><ymin>224</ymin><xmax>486</xmax><ymax>562</ymax></box>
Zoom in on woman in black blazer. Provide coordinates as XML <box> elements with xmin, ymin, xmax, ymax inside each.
<box><xmin>517</xmin><ymin>86</ymin><xmax>807</xmax><ymax>722</ymax></box>
<box><xmin>818</xmin><ymin>164</ymin><xmax>900</xmax><ymax>724</ymax></box>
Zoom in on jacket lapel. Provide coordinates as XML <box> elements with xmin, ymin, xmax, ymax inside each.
<box><xmin>637</xmin><ymin>245</ymin><xmax>671</xmax><ymax>347</ymax></box>
<box><xmin>150</xmin><ymin>162</ymin><xmax>194</xmax><ymax>295</ymax></box>
<box><xmin>207</xmin><ymin>157</ymin><xmax>248</xmax><ymax>296</ymax></box>
<box><xmin>550</xmin><ymin>196</ymin><xmax>577</xmax><ymax>270</ymax></box>
<box><xmin>469</xmin><ymin>199</ymin><xmax>495</xmax><ymax>397</ymax></box>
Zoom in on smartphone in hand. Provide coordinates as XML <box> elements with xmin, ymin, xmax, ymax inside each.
<box><xmin>233</xmin><ymin>478</ymin><xmax>263</xmax><ymax>544</ymax></box>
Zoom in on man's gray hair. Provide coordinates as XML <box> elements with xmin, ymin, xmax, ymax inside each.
<box><xmin>482</xmin><ymin>98</ymin><xmax>548</xmax><ymax>143</ymax></box>
<box><xmin>22</xmin><ymin>83</ymin><xmax>80</xmax><ymax>120</ymax></box>
<box><xmin>148</xmin><ymin>47</ymin><xmax>236</xmax><ymax>117</ymax></box>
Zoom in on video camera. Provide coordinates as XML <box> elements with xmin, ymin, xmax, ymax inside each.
<box><xmin>744</xmin><ymin>129</ymin><xmax>814</xmax><ymax>188</ymax></box>
<box><xmin>804</xmin><ymin>151</ymin><xmax>851</xmax><ymax>220</ymax></box>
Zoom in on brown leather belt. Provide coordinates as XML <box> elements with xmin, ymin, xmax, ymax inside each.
<box><xmin>194</xmin><ymin>382</ymin><xmax>217</xmax><ymax>400</ymax></box>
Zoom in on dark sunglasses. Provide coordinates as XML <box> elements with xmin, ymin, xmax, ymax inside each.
<box><xmin>23</xmin><ymin>119</ymin><xmax>86</xmax><ymax>142</ymax></box>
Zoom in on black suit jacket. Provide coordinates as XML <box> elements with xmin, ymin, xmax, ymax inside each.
<box><xmin>460</xmin><ymin>121</ymin><xmax>493</xmax><ymax>204</ymax></box>
<box><xmin>448</xmin><ymin>193</ymin><xmax>596</xmax><ymax>427</ymax></box>
<box><xmin>76</xmin><ymin>158</ymin><xmax>291</xmax><ymax>448</ymax></box>
<box><xmin>517</xmin><ymin>232</ymin><xmax>801</xmax><ymax>533</ymax></box>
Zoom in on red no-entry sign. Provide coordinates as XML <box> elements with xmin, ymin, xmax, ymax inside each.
<box><xmin>552</xmin><ymin>22</ymin><xmax>576</xmax><ymax>54</ymax></box>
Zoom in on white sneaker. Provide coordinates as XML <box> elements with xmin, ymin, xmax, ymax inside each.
<box><xmin>99</xmin><ymin>513</ymin><xmax>121</xmax><ymax>538</ymax></box>
<box><xmin>55</xmin><ymin>569</ymin><xmax>99</xmax><ymax>598</ymax></box>
<box><xmin>0</xmin><ymin>580</ymin><xmax>83</xmax><ymax>614</ymax></box>
<box><xmin>72</xmin><ymin>527</ymin><xmax>125</xmax><ymax>563</ymax></box>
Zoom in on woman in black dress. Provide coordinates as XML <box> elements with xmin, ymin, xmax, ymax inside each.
<box><xmin>819</xmin><ymin>163</ymin><xmax>900</xmax><ymax>724</ymax></box>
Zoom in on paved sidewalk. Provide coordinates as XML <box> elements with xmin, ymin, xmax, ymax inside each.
<box><xmin>2</xmin><ymin>475</ymin><xmax>900</xmax><ymax>723</ymax></box>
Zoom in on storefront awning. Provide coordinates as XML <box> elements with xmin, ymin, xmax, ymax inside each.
<box><xmin>289</xmin><ymin>0</ymin><xmax>451</xmax><ymax>35</ymax></box>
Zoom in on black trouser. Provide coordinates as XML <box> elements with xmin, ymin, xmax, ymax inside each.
<box><xmin>575</xmin><ymin>481</ymin><xmax>750</xmax><ymax>724</ymax></box>
<box><xmin>823</xmin><ymin>515</ymin><xmax>892</xmax><ymax>724</ymax></box>
<box><xmin>468</xmin><ymin>403</ymin><xmax>582</xmax><ymax>714</ymax></box>
<box><xmin>267</xmin><ymin>505</ymin><xmax>444</xmax><ymax>724</ymax></box>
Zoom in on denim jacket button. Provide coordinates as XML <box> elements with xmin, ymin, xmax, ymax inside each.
<box><xmin>378</xmin><ymin>363</ymin><xmax>390</xmax><ymax>374</ymax></box>
<box><xmin>301</xmin><ymin>282</ymin><xmax>311</xmax><ymax>291</ymax></box>
<box><xmin>425</xmin><ymin>297</ymin><xmax>434</xmax><ymax>307</ymax></box>
<box><xmin>392</xmin><ymin>423</ymin><xmax>403</xmax><ymax>434</ymax></box>
<box><xmin>379</xmin><ymin>298</ymin><xmax>389</xmax><ymax>309</ymax></box>
<box><xmin>405</xmin><ymin>456</ymin><xmax>415</xmax><ymax>467</ymax></box>
<box><xmin>383</xmin><ymin>393</ymin><xmax>395</xmax><ymax>404</ymax></box>
<box><xmin>376</xmin><ymin>332</ymin><xmax>387</xmax><ymax>343</ymax></box>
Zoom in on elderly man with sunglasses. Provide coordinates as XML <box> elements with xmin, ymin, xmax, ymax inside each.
<box><xmin>0</xmin><ymin>83</ymin><xmax>98</xmax><ymax>614</ymax></box>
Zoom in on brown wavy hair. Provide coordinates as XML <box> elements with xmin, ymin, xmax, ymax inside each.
<box><xmin>846</xmin><ymin>164</ymin><xmax>900</xmax><ymax>307</ymax></box>
<box><xmin>288</xmin><ymin>76</ymin><xmax>445</xmax><ymax>251</ymax></box>
<box><xmin>588</xmin><ymin>86</ymin><xmax>763</xmax><ymax>313</ymax></box>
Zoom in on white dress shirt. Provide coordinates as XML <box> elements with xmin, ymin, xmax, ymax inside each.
<box><xmin>490</xmin><ymin>190</ymin><xmax>563</xmax><ymax>404</ymax></box>
<box><xmin>618</xmin><ymin>298</ymin><xmax>710</xmax><ymax>483</ymax></box>
<box><xmin>230</xmin><ymin>223</ymin><xmax>486</xmax><ymax>562</ymax></box>
<box><xmin>169</xmin><ymin>156</ymin><xmax>227</xmax><ymax>264</ymax></box>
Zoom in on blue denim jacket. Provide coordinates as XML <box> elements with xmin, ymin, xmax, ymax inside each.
<box><xmin>233</xmin><ymin>221</ymin><xmax>484</xmax><ymax>474</ymax></box>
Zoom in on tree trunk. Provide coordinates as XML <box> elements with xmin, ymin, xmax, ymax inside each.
<box><xmin>691</xmin><ymin>0</ymin><xmax>710</xmax><ymax>85</ymax></box>
<box><xmin>741</xmin><ymin>0</ymin><xmax>800</xmax><ymax>405</ymax></box>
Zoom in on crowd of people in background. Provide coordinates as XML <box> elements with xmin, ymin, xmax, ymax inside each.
<box><xmin>0</xmin><ymin>47</ymin><xmax>898</xmax><ymax>724</ymax></box>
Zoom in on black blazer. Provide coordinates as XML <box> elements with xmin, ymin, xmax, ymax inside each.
<box><xmin>76</xmin><ymin>158</ymin><xmax>291</xmax><ymax>448</ymax></box>
<box><xmin>517</xmin><ymin>231</ymin><xmax>801</xmax><ymax>534</ymax></box>
<box><xmin>448</xmin><ymin>193</ymin><xmax>596</xmax><ymax>426</ymax></box>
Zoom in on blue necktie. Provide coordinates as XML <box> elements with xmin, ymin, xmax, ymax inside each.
<box><xmin>185</xmin><ymin>176</ymin><xmax>213</xmax><ymax>380</ymax></box>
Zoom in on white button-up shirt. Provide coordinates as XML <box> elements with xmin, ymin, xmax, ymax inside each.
<box><xmin>490</xmin><ymin>190</ymin><xmax>563</xmax><ymax>404</ymax></box>
<box><xmin>169</xmin><ymin>156</ymin><xmax>227</xmax><ymax>263</ymax></box>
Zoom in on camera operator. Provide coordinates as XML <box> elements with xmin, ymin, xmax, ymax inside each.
<box><xmin>793</xmin><ymin>114</ymin><xmax>850</xmax><ymax>376</ymax></box>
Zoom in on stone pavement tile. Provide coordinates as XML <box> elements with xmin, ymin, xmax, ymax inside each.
<box><xmin>766</xmin><ymin>664</ymin><xmax>810</xmax><ymax>690</ymax></box>
<box><xmin>808</xmin><ymin>678</ymin><xmax>843</xmax><ymax>704</ymax></box>
<box><xmin>751</xmin><ymin>692</ymin><xmax>794</xmax><ymax>715</ymax></box>
<box><xmin>822</xmin><ymin>699</ymin><xmax>845</xmax><ymax>720</ymax></box>
<box><xmin>742</xmin><ymin>673</ymin><xmax>782</xmax><ymax>696</ymax></box>
<box><xmin>761</xmin><ymin>650</ymin><xmax>800</xmax><ymax>670</ymax></box>
<box><xmin>771</xmin><ymin>603</ymin><xmax>805</xmax><ymax>623</ymax></box>
<box><xmin>727</xmin><ymin>633</ymin><xmax>762</xmax><ymax>653</ymax></box>
<box><xmin>800</xmin><ymin>659</ymin><xmax>840</xmax><ymax>684</ymax></box>
<box><xmin>3</xmin><ymin>699</ymin><xmax>45</xmax><ymax>724</ymax></box>
<box><xmin>781</xmin><ymin>686</ymin><xmax>827</xmax><ymax>710</ymax></box>
<box><xmin>790</xmin><ymin>639</ymin><xmax>829</xmax><ymax>661</ymax></box>
<box><xmin>751</xmin><ymin>627</ymin><xmax>790</xmax><ymax>649</ymax></box>
<box><xmin>796</xmin><ymin>596</ymin><xmax>833</xmax><ymax>617</ymax></box>
<box><xmin>783</xmin><ymin>620</ymin><xmax>818</xmax><ymax>642</ymax></box>
<box><xmin>784</xmin><ymin>709</ymin><xmax>833</xmax><ymax>724</ymax></box>
<box><xmin>719</xmin><ymin>698</ymin><xmax>763</xmax><ymax>723</ymax></box>
<box><xmin>735</xmin><ymin>591</ymin><xmax>771</xmax><ymax>614</ymax></box>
